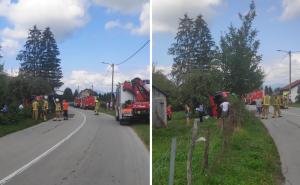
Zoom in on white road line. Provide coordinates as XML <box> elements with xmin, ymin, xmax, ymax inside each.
<box><xmin>0</xmin><ymin>110</ymin><xmax>87</xmax><ymax>185</ymax></box>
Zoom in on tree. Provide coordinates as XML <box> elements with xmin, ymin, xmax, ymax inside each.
<box><xmin>17</xmin><ymin>25</ymin><xmax>42</xmax><ymax>77</ymax></box>
<box><xmin>0</xmin><ymin>45</ymin><xmax>3</xmax><ymax>72</ymax></box>
<box><xmin>169</xmin><ymin>14</ymin><xmax>194</xmax><ymax>83</ymax></box>
<box><xmin>40</xmin><ymin>27</ymin><xmax>63</xmax><ymax>89</ymax></box>
<box><xmin>74</xmin><ymin>89</ymin><xmax>79</xmax><ymax>98</ymax></box>
<box><xmin>268</xmin><ymin>86</ymin><xmax>273</xmax><ymax>95</ymax></box>
<box><xmin>192</xmin><ymin>15</ymin><xmax>217</xmax><ymax>71</ymax></box>
<box><xmin>63</xmin><ymin>87</ymin><xmax>73</xmax><ymax>101</ymax></box>
<box><xmin>220</xmin><ymin>1</ymin><xmax>264</xmax><ymax>95</ymax></box>
<box><xmin>264</xmin><ymin>85</ymin><xmax>269</xmax><ymax>95</ymax></box>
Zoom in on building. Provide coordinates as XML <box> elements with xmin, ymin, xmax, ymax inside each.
<box><xmin>281</xmin><ymin>79</ymin><xmax>300</xmax><ymax>103</ymax></box>
<box><xmin>152</xmin><ymin>85</ymin><xmax>168</xmax><ymax>128</ymax></box>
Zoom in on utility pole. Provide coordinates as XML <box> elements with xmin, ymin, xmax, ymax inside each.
<box><xmin>277</xmin><ymin>49</ymin><xmax>300</xmax><ymax>102</ymax></box>
<box><xmin>101</xmin><ymin>62</ymin><xmax>115</xmax><ymax>109</ymax></box>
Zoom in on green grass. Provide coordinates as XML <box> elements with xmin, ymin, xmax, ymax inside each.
<box><xmin>0</xmin><ymin>116</ymin><xmax>51</xmax><ymax>137</ymax></box>
<box><xmin>153</xmin><ymin>111</ymin><xmax>283</xmax><ymax>185</ymax></box>
<box><xmin>290</xmin><ymin>103</ymin><xmax>300</xmax><ymax>108</ymax></box>
<box><xmin>99</xmin><ymin>108</ymin><xmax>149</xmax><ymax>149</ymax></box>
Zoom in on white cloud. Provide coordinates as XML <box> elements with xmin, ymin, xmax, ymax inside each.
<box><xmin>104</xmin><ymin>20</ymin><xmax>122</xmax><ymax>30</ymax></box>
<box><xmin>131</xmin><ymin>2</ymin><xmax>149</xmax><ymax>35</ymax></box>
<box><xmin>153</xmin><ymin>0</ymin><xmax>223</xmax><ymax>33</ymax></box>
<box><xmin>155</xmin><ymin>65</ymin><xmax>172</xmax><ymax>76</ymax></box>
<box><xmin>93</xmin><ymin>0</ymin><xmax>147</xmax><ymax>14</ymax></box>
<box><xmin>263</xmin><ymin>54</ymin><xmax>300</xmax><ymax>86</ymax></box>
<box><xmin>62</xmin><ymin>66</ymin><xmax>150</xmax><ymax>92</ymax></box>
<box><xmin>0</xmin><ymin>38</ymin><xmax>20</xmax><ymax>56</ymax></box>
<box><xmin>280</xmin><ymin>0</ymin><xmax>300</xmax><ymax>20</ymax></box>
<box><xmin>104</xmin><ymin>2</ymin><xmax>149</xmax><ymax>36</ymax></box>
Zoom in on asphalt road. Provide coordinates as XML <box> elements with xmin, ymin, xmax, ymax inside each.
<box><xmin>249</xmin><ymin>105</ymin><xmax>300</xmax><ymax>185</ymax></box>
<box><xmin>0</xmin><ymin>107</ymin><xmax>149</xmax><ymax>185</ymax></box>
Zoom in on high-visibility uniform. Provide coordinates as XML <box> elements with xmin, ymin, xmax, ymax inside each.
<box><xmin>262</xmin><ymin>95</ymin><xmax>270</xmax><ymax>119</ymax></box>
<box><xmin>42</xmin><ymin>100</ymin><xmax>49</xmax><ymax>121</ymax></box>
<box><xmin>54</xmin><ymin>102</ymin><xmax>61</xmax><ymax>121</ymax></box>
<box><xmin>63</xmin><ymin>101</ymin><xmax>69</xmax><ymax>120</ymax></box>
<box><xmin>95</xmin><ymin>100</ymin><xmax>100</xmax><ymax>115</ymax></box>
<box><xmin>273</xmin><ymin>96</ymin><xmax>282</xmax><ymax>118</ymax></box>
<box><xmin>32</xmin><ymin>101</ymin><xmax>39</xmax><ymax>120</ymax></box>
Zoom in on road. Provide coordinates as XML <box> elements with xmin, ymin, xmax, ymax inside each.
<box><xmin>0</xmin><ymin>107</ymin><xmax>149</xmax><ymax>185</ymax></box>
<box><xmin>249</xmin><ymin>105</ymin><xmax>300</xmax><ymax>185</ymax></box>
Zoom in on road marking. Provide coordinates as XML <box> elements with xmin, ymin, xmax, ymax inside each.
<box><xmin>0</xmin><ymin>110</ymin><xmax>87</xmax><ymax>185</ymax></box>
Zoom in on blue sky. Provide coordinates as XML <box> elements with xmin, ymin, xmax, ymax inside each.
<box><xmin>0</xmin><ymin>0</ymin><xmax>149</xmax><ymax>93</ymax></box>
<box><xmin>153</xmin><ymin>0</ymin><xmax>300</xmax><ymax>88</ymax></box>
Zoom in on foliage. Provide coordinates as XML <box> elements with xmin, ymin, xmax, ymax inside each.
<box><xmin>17</xmin><ymin>26</ymin><xmax>63</xmax><ymax>90</ymax></box>
<box><xmin>63</xmin><ymin>87</ymin><xmax>73</xmax><ymax>101</ymax></box>
<box><xmin>153</xmin><ymin>110</ymin><xmax>283</xmax><ymax>185</ymax></box>
<box><xmin>73</xmin><ymin>89</ymin><xmax>79</xmax><ymax>98</ymax></box>
<box><xmin>169</xmin><ymin>14</ymin><xmax>218</xmax><ymax>84</ymax></box>
<box><xmin>220</xmin><ymin>1</ymin><xmax>264</xmax><ymax>95</ymax></box>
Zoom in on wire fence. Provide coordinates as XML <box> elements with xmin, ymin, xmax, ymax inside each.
<box><xmin>153</xmin><ymin>119</ymin><xmax>225</xmax><ymax>185</ymax></box>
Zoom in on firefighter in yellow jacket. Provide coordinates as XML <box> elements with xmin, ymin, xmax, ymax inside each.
<box><xmin>54</xmin><ymin>98</ymin><xmax>61</xmax><ymax>121</ymax></box>
<box><xmin>272</xmin><ymin>95</ymin><xmax>282</xmax><ymax>118</ymax></box>
<box><xmin>262</xmin><ymin>94</ymin><xmax>270</xmax><ymax>119</ymax></box>
<box><xmin>32</xmin><ymin>98</ymin><xmax>39</xmax><ymax>120</ymax></box>
<box><xmin>95</xmin><ymin>99</ymin><xmax>100</xmax><ymax>115</ymax></box>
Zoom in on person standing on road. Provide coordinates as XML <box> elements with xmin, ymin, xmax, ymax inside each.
<box><xmin>272</xmin><ymin>95</ymin><xmax>282</xmax><ymax>118</ymax></box>
<box><xmin>185</xmin><ymin>104</ymin><xmax>191</xmax><ymax>125</ymax></box>
<box><xmin>54</xmin><ymin>98</ymin><xmax>61</xmax><ymax>121</ymax></box>
<box><xmin>42</xmin><ymin>96</ymin><xmax>49</xmax><ymax>121</ymax></box>
<box><xmin>95</xmin><ymin>99</ymin><xmax>100</xmax><ymax>115</ymax></box>
<box><xmin>262</xmin><ymin>94</ymin><xmax>270</xmax><ymax>119</ymax></box>
<box><xmin>63</xmin><ymin>100</ymin><xmax>69</xmax><ymax>120</ymax></box>
<box><xmin>255</xmin><ymin>98</ymin><xmax>262</xmax><ymax>117</ymax></box>
<box><xmin>32</xmin><ymin>99</ymin><xmax>39</xmax><ymax>120</ymax></box>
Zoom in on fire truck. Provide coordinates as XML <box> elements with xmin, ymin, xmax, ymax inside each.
<box><xmin>115</xmin><ymin>78</ymin><xmax>150</xmax><ymax>125</ymax></box>
<box><xmin>245</xmin><ymin>90</ymin><xmax>264</xmax><ymax>105</ymax></box>
<box><xmin>74</xmin><ymin>96</ymin><xmax>96</xmax><ymax>109</ymax></box>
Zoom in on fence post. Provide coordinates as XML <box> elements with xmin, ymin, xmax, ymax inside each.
<box><xmin>168</xmin><ymin>137</ymin><xmax>176</xmax><ymax>185</ymax></box>
<box><xmin>187</xmin><ymin>119</ymin><xmax>199</xmax><ymax>185</ymax></box>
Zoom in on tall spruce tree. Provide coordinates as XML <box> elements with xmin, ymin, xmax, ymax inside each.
<box><xmin>192</xmin><ymin>15</ymin><xmax>217</xmax><ymax>70</ymax></box>
<box><xmin>40</xmin><ymin>27</ymin><xmax>63</xmax><ymax>89</ymax></box>
<box><xmin>169</xmin><ymin>14</ymin><xmax>194</xmax><ymax>83</ymax></box>
<box><xmin>169</xmin><ymin>14</ymin><xmax>218</xmax><ymax>84</ymax></box>
<box><xmin>17</xmin><ymin>25</ymin><xmax>42</xmax><ymax>77</ymax></box>
<box><xmin>220</xmin><ymin>1</ymin><xmax>264</xmax><ymax>95</ymax></box>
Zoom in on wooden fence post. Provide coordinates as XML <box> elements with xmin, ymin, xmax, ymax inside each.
<box><xmin>187</xmin><ymin>120</ymin><xmax>199</xmax><ymax>185</ymax></box>
<box><xmin>168</xmin><ymin>137</ymin><xmax>176</xmax><ymax>185</ymax></box>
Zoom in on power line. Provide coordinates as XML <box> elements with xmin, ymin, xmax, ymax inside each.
<box><xmin>117</xmin><ymin>40</ymin><xmax>150</xmax><ymax>66</ymax></box>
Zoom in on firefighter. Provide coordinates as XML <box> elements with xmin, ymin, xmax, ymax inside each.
<box><xmin>42</xmin><ymin>96</ymin><xmax>49</xmax><ymax>121</ymax></box>
<box><xmin>32</xmin><ymin>98</ymin><xmax>39</xmax><ymax>120</ymax></box>
<box><xmin>273</xmin><ymin>95</ymin><xmax>282</xmax><ymax>118</ymax></box>
<box><xmin>262</xmin><ymin>94</ymin><xmax>270</xmax><ymax>119</ymax></box>
<box><xmin>63</xmin><ymin>100</ymin><xmax>69</xmax><ymax>120</ymax></box>
<box><xmin>54</xmin><ymin>98</ymin><xmax>61</xmax><ymax>121</ymax></box>
<box><xmin>95</xmin><ymin>99</ymin><xmax>100</xmax><ymax>115</ymax></box>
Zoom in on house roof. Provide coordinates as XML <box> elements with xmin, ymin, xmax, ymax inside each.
<box><xmin>152</xmin><ymin>85</ymin><xmax>168</xmax><ymax>97</ymax></box>
<box><xmin>281</xmin><ymin>79</ymin><xmax>300</xmax><ymax>91</ymax></box>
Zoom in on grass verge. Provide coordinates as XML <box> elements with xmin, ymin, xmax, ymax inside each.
<box><xmin>289</xmin><ymin>103</ymin><xmax>300</xmax><ymax>108</ymax></box>
<box><xmin>153</xmin><ymin>111</ymin><xmax>283</xmax><ymax>185</ymax></box>
<box><xmin>99</xmin><ymin>108</ymin><xmax>149</xmax><ymax>149</ymax></box>
<box><xmin>0</xmin><ymin>114</ymin><xmax>53</xmax><ymax>137</ymax></box>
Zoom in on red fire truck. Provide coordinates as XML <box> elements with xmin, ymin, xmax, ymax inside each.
<box><xmin>115</xmin><ymin>78</ymin><xmax>150</xmax><ymax>125</ymax></box>
<box><xmin>74</xmin><ymin>96</ymin><xmax>96</xmax><ymax>109</ymax></box>
<box><xmin>245</xmin><ymin>90</ymin><xmax>264</xmax><ymax>105</ymax></box>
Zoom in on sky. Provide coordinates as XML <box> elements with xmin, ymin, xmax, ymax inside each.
<box><xmin>0</xmin><ymin>0</ymin><xmax>150</xmax><ymax>93</ymax></box>
<box><xmin>153</xmin><ymin>0</ymin><xmax>300</xmax><ymax>88</ymax></box>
